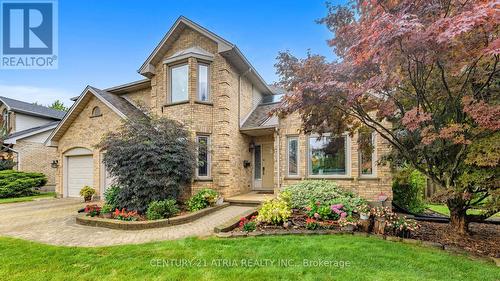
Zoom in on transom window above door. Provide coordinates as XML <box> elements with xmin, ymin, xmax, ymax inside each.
<box><xmin>170</xmin><ymin>64</ymin><xmax>189</xmax><ymax>103</ymax></box>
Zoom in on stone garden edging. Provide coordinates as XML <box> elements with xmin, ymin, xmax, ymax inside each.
<box><xmin>76</xmin><ymin>203</ymin><xmax>230</xmax><ymax>230</ymax></box>
<box><xmin>214</xmin><ymin>213</ymin><xmax>498</xmax><ymax>266</ymax></box>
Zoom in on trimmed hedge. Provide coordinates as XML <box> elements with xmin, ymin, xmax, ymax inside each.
<box><xmin>283</xmin><ymin>180</ymin><xmax>346</xmax><ymax>209</ymax></box>
<box><xmin>0</xmin><ymin>170</ymin><xmax>47</xmax><ymax>198</ymax></box>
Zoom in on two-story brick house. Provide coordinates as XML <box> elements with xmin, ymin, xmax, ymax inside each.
<box><xmin>46</xmin><ymin>16</ymin><xmax>392</xmax><ymax>201</ymax></box>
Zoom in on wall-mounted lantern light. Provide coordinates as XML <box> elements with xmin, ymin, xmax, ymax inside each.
<box><xmin>243</xmin><ymin>160</ymin><xmax>251</xmax><ymax>168</ymax></box>
<box><xmin>51</xmin><ymin>160</ymin><xmax>59</xmax><ymax>168</ymax></box>
<box><xmin>248</xmin><ymin>141</ymin><xmax>255</xmax><ymax>152</ymax></box>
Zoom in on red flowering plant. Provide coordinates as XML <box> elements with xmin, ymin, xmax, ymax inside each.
<box><xmin>305</xmin><ymin>218</ymin><xmax>320</xmax><ymax>230</ymax></box>
<box><xmin>84</xmin><ymin>204</ymin><xmax>101</xmax><ymax>217</ymax></box>
<box><xmin>113</xmin><ymin>208</ymin><xmax>138</xmax><ymax>221</ymax></box>
<box><xmin>370</xmin><ymin>206</ymin><xmax>393</xmax><ymax>220</ymax></box>
<box><xmin>239</xmin><ymin>216</ymin><xmax>256</xmax><ymax>232</ymax></box>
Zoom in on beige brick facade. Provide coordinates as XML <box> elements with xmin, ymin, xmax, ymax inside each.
<box><xmin>51</xmin><ymin>20</ymin><xmax>393</xmax><ymax>202</ymax></box>
<box><xmin>15</xmin><ymin>140</ymin><xmax>57</xmax><ymax>187</ymax></box>
<box><xmin>54</xmin><ymin>96</ymin><xmax>123</xmax><ymax>198</ymax></box>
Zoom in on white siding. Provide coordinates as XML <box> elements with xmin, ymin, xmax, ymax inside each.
<box><xmin>14</xmin><ymin>113</ymin><xmax>53</xmax><ymax>132</ymax></box>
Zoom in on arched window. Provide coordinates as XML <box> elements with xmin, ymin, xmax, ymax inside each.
<box><xmin>91</xmin><ymin>106</ymin><xmax>101</xmax><ymax>117</ymax></box>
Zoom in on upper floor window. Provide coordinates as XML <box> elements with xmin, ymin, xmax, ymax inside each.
<box><xmin>198</xmin><ymin>64</ymin><xmax>209</xmax><ymax>102</ymax></box>
<box><xmin>91</xmin><ymin>106</ymin><xmax>102</xmax><ymax>117</ymax></box>
<box><xmin>308</xmin><ymin>135</ymin><xmax>349</xmax><ymax>176</ymax></box>
<box><xmin>170</xmin><ymin>64</ymin><xmax>189</xmax><ymax>103</ymax></box>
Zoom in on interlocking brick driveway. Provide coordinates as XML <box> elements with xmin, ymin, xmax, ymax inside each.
<box><xmin>0</xmin><ymin>198</ymin><xmax>252</xmax><ymax>247</ymax></box>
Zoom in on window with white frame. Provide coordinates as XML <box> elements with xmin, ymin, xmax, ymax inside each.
<box><xmin>170</xmin><ymin>64</ymin><xmax>189</xmax><ymax>103</ymax></box>
<box><xmin>359</xmin><ymin>132</ymin><xmax>376</xmax><ymax>176</ymax></box>
<box><xmin>2</xmin><ymin>109</ymin><xmax>8</xmax><ymax>129</ymax></box>
<box><xmin>198</xmin><ymin>64</ymin><xmax>209</xmax><ymax>101</ymax></box>
<box><xmin>196</xmin><ymin>135</ymin><xmax>210</xmax><ymax>178</ymax></box>
<box><xmin>287</xmin><ymin>137</ymin><xmax>299</xmax><ymax>176</ymax></box>
<box><xmin>308</xmin><ymin>135</ymin><xmax>348</xmax><ymax>176</ymax></box>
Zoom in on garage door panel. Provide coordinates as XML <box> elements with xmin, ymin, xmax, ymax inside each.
<box><xmin>67</xmin><ymin>155</ymin><xmax>93</xmax><ymax>198</ymax></box>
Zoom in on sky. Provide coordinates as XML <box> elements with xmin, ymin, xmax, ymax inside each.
<box><xmin>0</xmin><ymin>0</ymin><xmax>340</xmax><ymax>107</ymax></box>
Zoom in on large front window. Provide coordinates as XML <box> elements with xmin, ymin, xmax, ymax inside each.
<box><xmin>198</xmin><ymin>64</ymin><xmax>209</xmax><ymax>101</ymax></box>
<box><xmin>308</xmin><ymin>135</ymin><xmax>347</xmax><ymax>176</ymax></box>
<box><xmin>170</xmin><ymin>64</ymin><xmax>189</xmax><ymax>103</ymax></box>
<box><xmin>196</xmin><ymin>135</ymin><xmax>210</xmax><ymax>178</ymax></box>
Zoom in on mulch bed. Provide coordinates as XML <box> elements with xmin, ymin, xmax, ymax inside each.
<box><xmin>413</xmin><ymin>221</ymin><xmax>500</xmax><ymax>258</ymax></box>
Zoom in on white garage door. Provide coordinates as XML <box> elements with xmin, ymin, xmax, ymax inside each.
<box><xmin>67</xmin><ymin>155</ymin><xmax>93</xmax><ymax>197</ymax></box>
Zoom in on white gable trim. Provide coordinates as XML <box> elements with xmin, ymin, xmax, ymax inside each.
<box><xmin>45</xmin><ymin>86</ymin><xmax>127</xmax><ymax>147</ymax></box>
<box><xmin>4</xmin><ymin>124</ymin><xmax>57</xmax><ymax>144</ymax></box>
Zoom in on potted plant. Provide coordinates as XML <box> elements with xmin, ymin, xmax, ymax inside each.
<box><xmin>357</xmin><ymin>204</ymin><xmax>370</xmax><ymax>220</ymax></box>
<box><xmin>79</xmin><ymin>186</ymin><xmax>96</xmax><ymax>202</ymax></box>
<box><xmin>339</xmin><ymin>217</ymin><xmax>357</xmax><ymax>232</ymax></box>
<box><xmin>388</xmin><ymin>216</ymin><xmax>420</xmax><ymax>238</ymax></box>
<box><xmin>370</xmin><ymin>206</ymin><xmax>392</xmax><ymax>235</ymax></box>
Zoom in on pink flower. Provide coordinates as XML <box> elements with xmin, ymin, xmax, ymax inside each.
<box><xmin>305</xmin><ymin>206</ymin><xmax>312</xmax><ymax>211</ymax></box>
<box><xmin>340</xmin><ymin>212</ymin><xmax>347</xmax><ymax>219</ymax></box>
<box><xmin>314</xmin><ymin>213</ymin><xmax>320</xmax><ymax>219</ymax></box>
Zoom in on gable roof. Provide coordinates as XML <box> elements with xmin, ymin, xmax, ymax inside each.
<box><xmin>138</xmin><ymin>16</ymin><xmax>272</xmax><ymax>95</ymax></box>
<box><xmin>46</xmin><ymin>86</ymin><xmax>147</xmax><ymax>146</ymax></box>
<box><xmin>0</xmin><ymin>96</ymin><xmax>66</xmax><ymax>120</ymax></box>
<box><xmin>4</xmin><ymin>121</ymin><xmax>58</xmax><ymax>144</ymax></box>
<box><xmin>241</xmin><ymin>102</ymin><xmax>280</xmax><ymax>130</ymax></box>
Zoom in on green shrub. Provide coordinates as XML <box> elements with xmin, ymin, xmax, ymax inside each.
<box><xmin>283</xmin><ymin>180</ymin><xmax>346</xmax><ymax>208</ymax></box>
<box><xmin>146</xmin><ymin>199</ymin><xmax>179</xmax><ymax>220</ymax></box>
<box><xmin>393</xmin><ymin>168</ymin><xmax>427</xmax><ymax>214</ymax></box>
<box><xmin>79</xmin><ymin>186</ymin><xmax>95</xmax><ymax>198</ymax></box>
<box><xmin>0</xmin><ymin>170</ymin><xmax>47</xmax><ymax>198</ymax></box>
<box><xmin>101</xmin><ymin>203</ymin><xmax>113</xmax><ymax>214</ymax></box>
<box><xmin>104</xmin><ymin>185</ymin><xmax>121</xmax><ymax>209</ymax></box>
<box><xmin>0</xmin><ymin>159</ymin><xmax>16</xmax><ymax>171</ymax></box>
<box><xmin>97</xmin><ymin>114</ymin><xmax>196</xmax><ymax>213</ymax></box>
<box><xmin>256</xmin><ymin>196</ymin><xmax>292</xmax><ymax>225</ymax></box>
<box><xmin>187</xmin><ymin>189</ymin><xmax>218</xmax><ymax>212</ymax></box>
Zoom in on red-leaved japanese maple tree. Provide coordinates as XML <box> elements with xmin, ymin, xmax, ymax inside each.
<box><xmin>274</xmin><ymin>0</ymin><xmax>499</xmax><ymax>234</ymax></box>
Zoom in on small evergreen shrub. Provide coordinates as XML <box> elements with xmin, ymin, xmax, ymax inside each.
<box><xmin>283</xmin><ymin>180</ymin><xmax>346</xmax><ymax>208</ymax></box>
<box><xmin>0</xmin><ymin>159</ymin><xmax>16</xmax><ymax>171</ymax></box>
<box><xmin>146</xmin><ymin>199</ymin><xmax>179</xmax><ymax>220</ymax></box>
<box><xmin>0</xmin><ymin>170</ymin><xmax>47</xmax><ymax>198</ymax></box>
<box><xmin>393</xmin><ymin>168</ymin><xmax>427</xmax><ymax>214</ymax></box>
<box><xmin>104</xmin><ymin>185</ymin><xmax>120</xmax><ymax>209</ymax></box>
<box><xmin>187</xmin><ymin>189</ymin><xmax>218</xmax><ymax>212</ymax></box>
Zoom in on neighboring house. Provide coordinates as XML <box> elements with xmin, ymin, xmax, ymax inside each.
<box><xmin>1</xmin><ymin>96</ymin><xmax>66</xmax><ymax>189</ymax></box>
<box><xmin>46</xmin><ymin>16</ymin><xmax>392</xmax><ymax>201</ymax></box>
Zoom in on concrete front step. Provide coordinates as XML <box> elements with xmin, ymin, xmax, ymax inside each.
<box><xmin>225</xmin><ymin>191</ymin><xmax>275</xmax><ymax>206</ymax></box>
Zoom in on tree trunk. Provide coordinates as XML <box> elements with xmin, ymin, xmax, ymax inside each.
<box><xmin>448</xmin><ymin>205</ymin><xmax>469</xmax><ymax>235</ymax></box>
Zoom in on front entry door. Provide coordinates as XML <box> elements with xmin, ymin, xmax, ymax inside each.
<box><xmin>253</xmin><ymin>145</ymin><xmax>262</xmax><ymax>189</ymax></box>
<box><xmin>253</xmin><ymin>143</ymin><xmax>274</xmax><ymax>190</ymax></box>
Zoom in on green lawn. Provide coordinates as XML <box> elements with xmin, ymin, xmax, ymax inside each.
<box><xmin>427</xmin><ymin>204</ymin><xmax>500</xmax><ymax>218</ymax></box>
<box><xmin>0</xmin><ymin>192</ymin><xmax>56</xmax><ymax>204</ymax></box>
<box><xmin>0</xmin><ymin>235</ymin><xmax>497</xmax><ymax>281</ymax></box>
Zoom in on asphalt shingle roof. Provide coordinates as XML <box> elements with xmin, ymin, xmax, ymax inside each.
<box><xmin>241</xmin><ymin>102</ymin><xmax>280</xmax><ymax>129</ymax></box>
<box><xmin>88</xmin><ymin>87</ymin><xmax>147</xmax><ymax>120</ymax></box>
<box><xmin>0</xmin><ymin>96</ymin><xmax>66</xmax><ymax>120</ymax></box>
<box><xmin>6</xmin><ymin>121</ymin><xmax>59</xmax><ymax>139</ymax></box>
